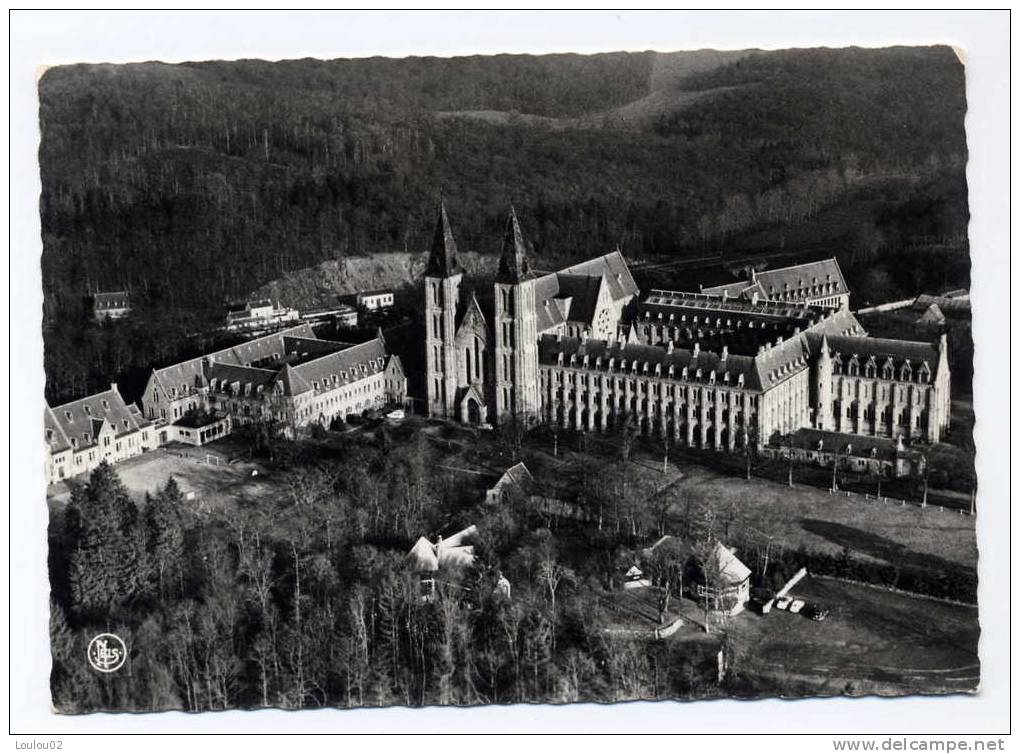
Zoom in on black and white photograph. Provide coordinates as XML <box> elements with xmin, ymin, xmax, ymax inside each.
<box><xmin>8</xmin><ymin>8</ymin><xmax>1012</xmax><ymax>744</ymax></box>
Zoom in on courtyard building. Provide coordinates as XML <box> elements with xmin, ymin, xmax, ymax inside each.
<box><xmin>423</xmin><ymin>202</ymin><xmax>951</xmax><ymax>451</ymax></box>
<box><xmin>142</xmin><ymin>324</ymin><xmax>407</xmax><ymax>440</ymax></box>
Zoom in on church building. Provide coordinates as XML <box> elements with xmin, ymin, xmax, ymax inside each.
<box><xmin>423</xmin><ymin>201</ymin><xmax>951</xmax><ymax>450</ymax></box>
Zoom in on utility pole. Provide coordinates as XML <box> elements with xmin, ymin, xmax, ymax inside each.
<box><xmin>921</xmin><ymin>456</ymin><xmax>930</xmax><ymax>508</ymax></box>
<box><xmin>831</xmin><ymin>444</ymin><xmax>840</xmax><ymax>492</ymax></box>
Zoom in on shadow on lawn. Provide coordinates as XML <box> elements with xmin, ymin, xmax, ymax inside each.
<box><xmin>799</xmin><ymin>519</ymin><xmax>974</xmax><ymax>576</ymax></box>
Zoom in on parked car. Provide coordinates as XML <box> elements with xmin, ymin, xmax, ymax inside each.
<box><xmin>801</xmin><ymin>603</ymin><xmax>829</xmax><ymax>622</ymax></box>
<box><xmin>789</xmin><ymin>599</ymin><xmax>806</xmax><ymax>614</ymax></box>
<box><xmin>774</xmin><ymin>596</ymin><xmax>793</xmax><ymax>611</ymax></box>
<box><xmin>385</xmin><ymin>409</ymin><xmax>405</xmax><ymax>421</ymax></box>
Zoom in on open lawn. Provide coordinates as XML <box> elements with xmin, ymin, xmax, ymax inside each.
<box><xmin>662</xmin><ymin>463</ymin><xmax>977</xmax><ymax>570</ymax></box>
<box><xmin>725</xmin><ymin>576</ymin><xmax>979</xmax><ymax>696</ymax></box>
<box><xmin>49</xmin><ymin>444</ymin><xmax>286</xmax><ymax>512</ymax></box>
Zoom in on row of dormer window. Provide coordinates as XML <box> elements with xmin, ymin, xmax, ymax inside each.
<box><xmin>832</xmin><ymin>356</ymin><xmax>931</xmax><ymax>383</ymax></box>
<box><xmin>551</xmin><ymin>353</ymin><xmax>749</xmax><ymax>386</ymax></box>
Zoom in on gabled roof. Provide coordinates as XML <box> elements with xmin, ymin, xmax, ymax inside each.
<box><xmin>425</xmin><ymin>199</ymin><xmax>463</xmax><ymax>278</ymax></box>
<box><xmin>915</xmin><ymin>302</ymin><xmax>946</xmax><ymax>324</ymax></box>
<box><xmin>150</xmin><ymin>324</ymin><xmax>316</xmax><ymax>397</ymax></box>
<box><xmin>539</xmin><ymin>334</ymin><xmax>765</xmax><ymax>390</ymax></box>
<box><xmin>822</xmin><ymin>334</ymin><xmax>940</xmax><ymax>367</ymax></box>
<box><xmin>283</xmin><ymin>335</ymin><xmax>390</xmax><ymax>396</ymax></box>
<box><xmin>455</xmin><ymin>292</ymin><xmax>487</xmax><ymax>334</ymax></box>
<box><xmin>488</xmin><ymin>461</ymin><xmax>534</xmax><ymax>499</ymax></box>
<box><xmin>531</xmin><ymin>252</ymin><xmax>638</xmax><ymax>334</ymax></box>
<box><xmin>703</xmin><ymin>258</ymin><xmax>848</xmax><ymax>305</ymax></box>
<box><xmin>497</xmin><ymin>207</ymin><xmax>535</xmax><ymax>284</ymax></box>
<box><xmin>407</xmin><ymin>536</ymin><xmax>440</xmax><ymax>572</ymax></box>
<box><xmin>276</xmin><ymin>363</ymin><xmax>313</xmax><ymax>396</ymax></box>
<box><xmin>406</xmin><ymin>526</ymin><xmax>478</xmax><ymax>572</ymax></box>
<box><xmin>46</xmin><ymin>386</ymin><xmax>142</xmax><ymax>452</ymax></box>
<box><xmin>710</xmin><ymin>543</ymin><xmax>752</xmax><ymax>586</ymax></box>
<box><xmin>207</xmin><ymin>362</ymin><xmax>278</xmax><ymax>390</ymax></box>
<box><xmin>558</xmin><ymin>251</ymin><xmax>638</xmax><ymax>302</ymax></box>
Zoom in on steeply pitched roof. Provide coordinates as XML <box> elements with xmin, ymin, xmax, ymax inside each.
<box><xmin>406</xmin><ymin>526</ymin><xmax>478</xmax><ymax>572</ymax></box>
<box><xmin>207</xmin><ymin>362</ymin><xmax>278</xmax><ymax>390</ymax></box>
<box><xmin>710</xmin><ymin>543</ymin><xmax>751</xmax><ymax>586</ymax></box>
<box><xmin>283</xmin><ymin>335</ymin><xmax>390</xmax><ymax>396</ymax></box>
<box><xmin>531</xmin><ymin>252</ymin><xmax>638</xmax><ymax>334</ymax></box>
<box><xmin>46</xmin><ymin>386</ymin><xmax>141</xmax><ymax>452</ymax></box>
<box><xmin>497</xmin><ymin>207</ymin><xmax>535</xmax><ymax>284</ymax></box>
<box><xmin>276</xmin><ymin>363</ymin><xmax>313</xmax><ymax>396</ymax></box>
<box><xmin>407</xmin><ymin>537</ymin><xmax>440</xmax><ymax>572</ymax></box>
<box><xmin>822</xmin><ymin>334</ymin><xmax>939</xmax><ymax>365</ymax></box>
<box><xmin>703</xmin><ymin>258</ymin><xmax>848</xmax><ymax>305</ymax></box>
<box><xmin>489</xmin><ymin>462</ymin><xmax>534</xmax><ymax>499</ymax></box>
<box><xmin>425</xmin><ymin>200</ymin><xmax>463</xmax><ymax>278</ymax></box>
<box><xmin>151</xmin><ymin>324</ymin><xmax>316</xmax><ymax>396</ymax></box>
<box><xmin>455</xmin><ymin>292</ymin><xmax>487</xmax><ymax>334</ymax></box>
<box><xmin>558</xmin><ymin>251</ymin><xmax>639</xmax><ymax>301</ymax></box>
<box><xmin>538</xmin><ymin>334</ymin><xmax>765</xmax><ymax>390</ymax></box>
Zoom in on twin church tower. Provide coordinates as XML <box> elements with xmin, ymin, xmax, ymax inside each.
<box><xmin>424</xmin><ymin>201</ymin><xmax>542</xmax><ymax>426</ymax></box>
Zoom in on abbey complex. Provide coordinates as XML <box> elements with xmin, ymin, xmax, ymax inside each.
<box><xmin>45</xmin><ymin>200</ymin><xmax>952</xmax><ymax>485</ymax></box>
<box><xmin>424</xmin><ymin>202</ymin><xmax>951</xmax><ymax>451</ymax></box>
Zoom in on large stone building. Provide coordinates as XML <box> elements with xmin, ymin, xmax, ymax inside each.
<box><xmin>423</xmin><ymin>202</ymin><xmax>951</xmax><ymax>450</ymax></box>
<box><xmin>142</xmin><ymin>325</ymin><xmax>407</xmax><ymax>439</ymax></box>
<box><xmin>45</xmin><ymin>327</ymin><xmax>406</xmax><ymax>483</ymax></box>
<box><xmin>45</xmin><ymin>384</ymin><xmax>157</xmax><ymax>484</ymax></box>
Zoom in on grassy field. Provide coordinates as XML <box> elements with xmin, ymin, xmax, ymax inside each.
<box><xmin>49</xmin><ymin>444</ymin><xmax>286</xmax><ymax>512</ymax></box>
<box><xmin>660</xmin><ymin>464</ymin><xmax>977</xmax><ymax>569</ymax></box>
<box><xmin>725</xmin><ymin>576</ymin><xmax>979</xmax><ymax>696</ymax></box>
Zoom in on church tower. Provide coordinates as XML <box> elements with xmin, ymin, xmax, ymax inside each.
<box><xmin>493</xmin><ymin>207</ymin><xmax>540</xmax><ymax>424</ymax></box>
<box><xmin>424</xmin><ymin>199</ymin><xmax>464</xmax><ymax>419</ymax></box>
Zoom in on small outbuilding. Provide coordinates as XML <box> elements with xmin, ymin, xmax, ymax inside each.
<box><xmin>406</xmin><ymin>525</ymin><xmax>478</xmax><ymax>601</ymax></box>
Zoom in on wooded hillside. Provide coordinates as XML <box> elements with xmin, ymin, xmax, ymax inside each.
<box><xmin>39</xmin><ymin>46</ymin><xmax>969</xmax><ymax>403</ymax></box>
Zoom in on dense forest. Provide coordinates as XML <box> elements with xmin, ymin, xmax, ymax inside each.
<box><xmin>50</xmin><ymin>431</ymin><xmax>735</xmax><ymax>712</ymax></box>
<box><xmin>39</xmin><ymin>46</ymin><xmax>969</xmax><ymax>404</ymax></box>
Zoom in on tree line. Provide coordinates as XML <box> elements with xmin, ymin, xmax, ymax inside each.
<box><xmin>48</xmin><ymin>429</ymin><xmax>728</xmax><ymax>713</ymax></box>
<box><xmin>39</xmin><ymin>47</ymin><xmax>969</xmax><ymax>406</ymax></box>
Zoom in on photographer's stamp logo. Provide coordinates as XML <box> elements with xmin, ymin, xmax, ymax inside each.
<box><xmin>87</xmin><ymin>633</ymin><xmax>126</xmax><ymax>673</ymax></box>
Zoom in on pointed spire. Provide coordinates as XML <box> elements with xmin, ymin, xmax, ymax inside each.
<box><xmin>426</xmin><ymin>196</ymin><xmax>462</xmax><ymax>278</ymax></box>
<box><xmin>497</xmin><ymin>206</ymin><xmax>533</xmax><ymax>284</ymax></box>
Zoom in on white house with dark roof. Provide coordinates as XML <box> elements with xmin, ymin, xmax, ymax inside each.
<box><xmin>45</xmin><ymin>384</ymin><xmax>157</xmax><ymax>484</ymax></box>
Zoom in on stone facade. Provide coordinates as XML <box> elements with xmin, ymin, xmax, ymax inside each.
<box><xmin>45</xmin><ymin>384</ymin><xmax>158</xmax><ymax>484</ymax></box>
<box><xmin>142</xmin><ymin>326</ymin><xmax>406</xmax><ymax>439</ymax></box>
<box><xmin>422</xmin><ymin>202</ymin><xmax>951</xmax><ymax>450</ymax></box>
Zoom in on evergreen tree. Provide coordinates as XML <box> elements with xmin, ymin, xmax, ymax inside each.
<box><xmin>68</xmin><ymin>462</ymin><xmax>149</xmax><ymax>619</ymax></box>
<box><xmin>145</xmin><ymin>477</ymin><xmax>186</xmax><ymax>599</ymax></box>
